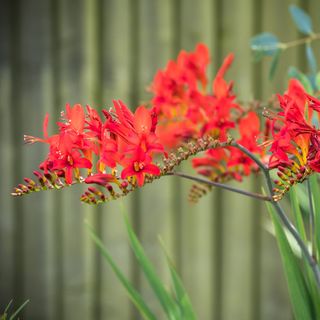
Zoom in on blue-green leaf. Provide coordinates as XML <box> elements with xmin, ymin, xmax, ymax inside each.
<box><xmin>306</xmin><ymin>44</ymin><xmax>317</xmax><ymax>76</ymax></box>
<box><xmin>269</xmin><ymin>48</ymin><xmax>281</xmax><ymax>80</ymax></box>
<box><xmin>250</xmin><ymin>32</ymin><xmax>280</xmax><ymax>58</ymax></box>
<box><xmin>289</xmin><ymin>5</ymin><xmax>313</xmax><ymax>35</ymax></box>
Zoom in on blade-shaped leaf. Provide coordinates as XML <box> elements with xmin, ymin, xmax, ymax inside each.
<box><xmin>289</xmin><ymin>5</ymin><xmax>313</xmax><ymax>35</ymax></box>
<box><xmin>250</xmin><ymin>32</ymin><xmax>280</xmax><ymax>57</ymax></box>
<box><xmin>306</xmin><ymin>44</ymin><xmax>317</xmax><ymax>76</ymax></box>
<box><xmin>85</xmin><ymin>222</ymin><xmax>157</xmax><ymax>320</ymax></box>
<box><xmin>269</xmin><ymin>48</ymin><xmax>281</xmax><ymax>80</ymax></box>
<box><xmin>309</xmin><ymin>175</ymin><xmax>320</xmax><ymax>261</ymax></box>
<box><xmin>266</xmin><ymin>202</ymin><xmax>314</xmax><ymax>320</ymax></box>
<box><xmin>9</xmin><ymin>300</ymin><xmax>29</xmax><ymax>320</ymax></box>
<box><xmin>158</xmin><ymin>238</ymin><xmax>197</xmax><ymax>320</ymax></box>
<box><xmin>124</xmin><ymin>215</ymin><xmax>180</xmax><ymax>320</ymax></box>
<box><xmin>316</xmin><ymin>72</ymin><xmax>320</xmax><ymax>92</ymax></box>
<box><xmin>290</xmin><ymin>187</ymin><xmax>307</xmax><ymax>242</ymax></box>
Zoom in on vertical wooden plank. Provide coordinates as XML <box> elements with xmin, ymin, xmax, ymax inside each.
<box><xmin>250</xmin><ymin>0</ymin><xmax>263</xmax><ymax>319</ymax></box>
<box><xmin>179</xmin><ymin>1</ymin><xmax>215</xmax><ymax>319</ymax></box>
<box><xmin>99</xmin><ymin>1</ymin><xmax>132</xmax><ymax>319</ymax></box>
<box><xmin>137</xmin><ymin>0</ymin><xmax>174</xmax><ymax>317</ymax></box>
<box><xmin>48</xmin><ymin>0</ymin><xmax>64</xmax><ymax>318</ymax></box>
<box><xmin>20</xmin><ymin>0</ymin><xmax>56</xmax><ymax>316</ymax></box>
<box><xmin>0</xmin><ymin>0</ymin><xmax>14</xmax><ymax>309</ymax></box>
<box><xmin>260</xmin><ymin>1</ymin><xmax>296</xmax><ymax>319</ymax></box>
<box><xmin>216</xmin><ymin>0</ymin><xmax>256</xmax><ymax>319</ymax></box>
<box><xmin>57</xmin><ymin>0</ymin><xmax>94</xmax><ymax>318</ymax></box>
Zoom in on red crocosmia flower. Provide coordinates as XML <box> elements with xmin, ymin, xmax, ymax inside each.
<box><xmin>213</xmin><ymin>53</ymin><xmax>234</xmax><ymax>99</ymax></box>
<box><xmin>85</xmin><ymin>105</ymin><xmax>103</xmax><ymax>139</ymax></box>
<box><xmin>177</xmin><ymin>43</ymin><xmax>210</xmax><ymax>90</ymax></box>
<box><xmin>24</xmin><ymin>113</ymin><xmax>51</xmax><ymax>144</ymax></box>
<box><xmin>267</xmin><ymin>79</ymin><xmax>320</xmax><ymax>174</ymax></box>
<box><xmin>106</xmin><ymin>101</ymin><xmax>165</xmax><ymax>156</ymax></box>
<box><xmin>100</xmin><ymin>137</ymin><xmax>118</xmax><ymax>169</ymax></box>
<box><xmin>58</xmin><ymin>103</ymin><xmax>86</xmax><ymax>134</ymax></box>
<box><xmin>51</xmin><ymin>149</ymin><xmax>92</xmax><ymax>184</ymax></box>
<box><xmin>85</xmin><ymin>173</ymin><xmax>118</xmax><ymax>186</ymax></box>
<box><xmin>121</xmin><ymin>148</ymin><xmax>161</xmax><ymax>187</ymax></box>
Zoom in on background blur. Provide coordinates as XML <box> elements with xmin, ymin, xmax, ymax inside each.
<box><xmin>1</xmin><ymin>0</ymin><xmax>319</xmax><ymax>319</ymax></box>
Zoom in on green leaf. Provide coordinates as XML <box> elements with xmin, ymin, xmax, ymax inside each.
<box><xmin>250</xmin><ymin>32</ymin><xmax>280</xmax><ymax>58</ymax></box>
<box><xmin>85</xmin><ymin>222</ymin><xmax>157</xmax><ymax>320</ymax></box>
<box><xmin>3</xmin><ymin>300</ymin><xmax>13</xmax><ymax>315</ymax></box>
<box><xmin>266</xmin><ymin>202</ymin><xmax>314</xmax><ymax>320</ymax></box>
<box><xmin>309</xmin><ymin>175</ymin><xmax>320</xmax><ymax>261</ymax></box>
<box><xmin>9</xmin><ymin>300</ymin><xmax>29</xmax><ymax>320</ymax></box>
<box><xmin>316</xmin><ymin>72</ymin><xmax>320</xmax><ymax>91</ymax></box>
<box><xmin>158</xmin><ymin>238</ymin><xmax>197</xmax><ymax>320</ymax></box>
<box><xmin>289</xmin><ymin>5</ymin><xmax>313</xmax><ymax>35</ymax></box>
<box><xmin>290</xmin><ymin>187</ymin><xmax>307</xmax><ymax>242</ymax></box>
<box><xmin>124</xmin><ymin>215</ymin><xmax>180</xmax><ymax>320</ymax></box>
<box><xmin>288</xmin><ymin>66</ymin><xmax>313</xmax><ymax>94</ymax></box>
<box><xmin>269</xmin><ymin>48</ymin><xmax>281</xmax><ymax>80</ymax></box>
<box><xmin>306</xmin><ymin>44</ymin><xmax>317</xmax><ymax>76</ymax></box>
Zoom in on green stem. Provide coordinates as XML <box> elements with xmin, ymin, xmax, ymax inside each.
<box><xmin>281</xmin><ymin>33</ymin><xmax>320</xmax><ymax>49</ymax></box>
<box><xmin>170</xmin><ymin>171</ymin><xmax>272</xmax><ymax>202</ymax></box>
<box><xmin>230</xmin><ymin>143</ymin><xmax>320</xmax><ymax>289</ymax></box>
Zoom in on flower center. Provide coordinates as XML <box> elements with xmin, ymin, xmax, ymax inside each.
<box><xmin>133</xmin><ymin>161</ymin><xmax>144</xmax><ymax>172</ymax></box>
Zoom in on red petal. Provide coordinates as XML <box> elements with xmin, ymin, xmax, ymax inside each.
<box><xmin>134</xmin><ymin>106</ymin><xmax>152</xmax><ymax>135</ymax></box>
<box><xmin>143</xmin><ymin>163</ymin><xmax>160</xmax><ymax>176</ymax></box>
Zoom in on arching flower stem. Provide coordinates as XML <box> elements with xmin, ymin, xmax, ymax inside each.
<box><xmin>169</xmin><ymin>171</ymin><xmax>271</xmax><ymax>202</ymax></box>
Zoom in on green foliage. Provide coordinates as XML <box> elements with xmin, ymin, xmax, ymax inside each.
<box><xmin>305</xmin><ymin>44</ymin><xmax>317</xmax><ymax>76</ymax></box>
<box><xmin>289</xmin><ymin>5</ymin><xmax>313</xmax><ymax>35</ymax></box>
<box><xmin>0</xmin><ymin>300</ymin><xmax>29</xmax><ymax>320</ymax></box>
<box><xmin>266</xmin><ymin>180</ymin><xmax>320</xmax><ymax>319</ymax></box>
<box><xmin>250</xmin><ymin>4</ymin><xmax>320</xmax><ymax>83</ymax></box>
<box><xmin>309</xmin><ymin>175</ymin><xmax>320</xmax><ymax>261</ymax></box>
<box><xmin>266</xmin><ymin>201</ymin><xmax>314</xmax><ymax>320</ymax></box>
<box><xmin>269</xmin><ymin>49</ymin><xmax>281</xmax><ymax>80</ymax></box>
<box><xmin>250</xmin><ymin>32</ymin><xmax>280</xmax><ymax>58</ymax></box>
<box><xmin>86</xmin><ymin>213</ymin><xmax>196</xmax><ymax>320</ymax></box>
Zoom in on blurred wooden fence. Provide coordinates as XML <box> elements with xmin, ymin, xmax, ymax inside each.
<box><xmin>1</xmin><ymin>0</ymin><xmax>319</xmax><ymax>319</ymax></box>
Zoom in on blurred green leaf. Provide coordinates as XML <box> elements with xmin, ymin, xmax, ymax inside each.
<box><xmin>290</xmin><ymin>187</ymin><xmax>307</xmax><ymax>242</ymax></box>
<box><xmin>269</xmin><ymin>48</ymin><xmax>281</xmax><ymax>80</ymax></box>
<box><xmin>309</xmin><ymin>175</ymin><xmax>320</xmax><ymax>260</ymax></box>
<box><xmin>159</xmin><ymin>238</ymin><xmax>197</xmax><ymax>320</ymax></box>
<box><xmin>250</xmin><ymin>32</ymin><xmax>280</xmax><ymax>58</ymax></box>
<box><xmin>316</xmin><ymin>72</ymin><xmax>320</xmax><ymax>91</ymax></box>
<box><xmin>289</xmin><ymin>5</ymin><xmax>313</xmax><ymax>35</ymax></box>
<box><xmin>288</xmin><ymin>66</ymin><xmax>313</xmax><ymax>93</ymax></box>
<box><xmin>85</xmin><ymin>222</ymin><xmax>157</xmax><ymax>320</ymax></box>
<box><xmin>306</xmin><ymin>44</ymin><xmax>317</xmax><ymax>76</ymax></box>
<box><xmin>124</xmin><ymin>215</ymin><xmax>181</xmax><ymax>320</ymax></box>
<box><xmin>266</xmin><ymin>202</ymin><xmax>314</xmax><ymax>320</ymax></box>
<box><xmin>8</xmin><ymin>300</ymin><xmax>29</xmax><ymax>320</ymax></box>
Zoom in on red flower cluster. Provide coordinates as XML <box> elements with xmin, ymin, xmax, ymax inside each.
<box><xmin>150</xmin><ymin>44</ymin><xmax>265</xmax><ymax>182</ymax></box>
<box><xmin>15</xmin><ymin>43</ymin><xmax>287</xmax><ymax>203</ymax></box>
<box><xmin>25</xmin><ymin>101</ymin><xmax>165</xmax><ymax>188</ymax></box>
<box><xmin>268</xmin><ymin>79</ymin><xmax>320</xmax><ymax>196</ymax></box>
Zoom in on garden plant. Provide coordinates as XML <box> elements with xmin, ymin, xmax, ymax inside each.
<box><xmin>10</xmin><ymin>4</ymin><xmax>320</xmax><ymax>320</ymax></box>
